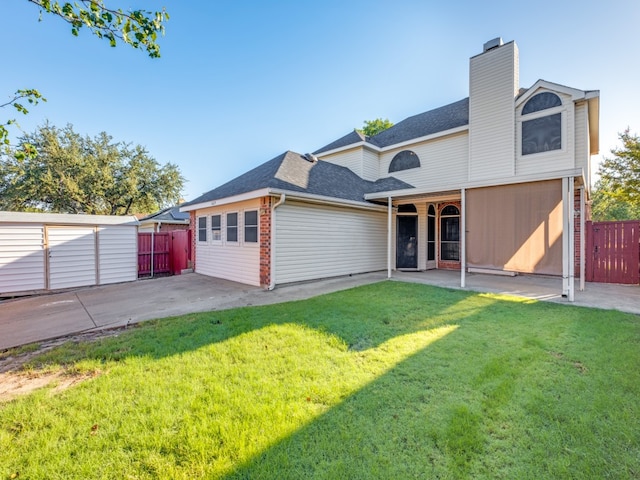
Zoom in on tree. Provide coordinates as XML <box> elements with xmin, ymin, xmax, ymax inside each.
<box><xmin>1</xmin><ymin>1</ymin><xmax>169</xmax><ymax>155</ymax></box>
<box><xmin>591</xmin><ymin>129</ymin><xmax>640</xmax><ymax>220</ymax></box>
<box><xmin>27</xmin><ymin>0</ymin><xmax>169</xmax><ymax>58</ymax></box>
<box><xmin>0</xmin><ymin>124</ymin><xmax>184</xmax><ymax>215</ymax></box>
<box><xmin>0</xmin><ymin>89</ymin><xmax>46</xmax><ymax>159</ymax></box>
<box><xmin>357</xmin><ymin>118</ymin><xmax>393</xmax><ymax>137</ymax></box>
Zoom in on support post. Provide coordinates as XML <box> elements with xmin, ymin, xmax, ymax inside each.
<box><xmin>579</xmin><ymin>186</ymin><xmax>585</xmax><ymax>291</ymax></box>
<box><xmin>461</xmin><ymin>188</ymin><xmax>466</xmax><ymax>288</ymax></box>
<box><xmin>387</xmin><ymin>196</ymin><xmax>392</xmax><ymax>279</ymax></box>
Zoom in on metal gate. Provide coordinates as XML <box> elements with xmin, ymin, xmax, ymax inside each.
<box><xmin>586</xmin><ymin>221</ymin><xmax>640</xmax><ymax>284</ymax></box>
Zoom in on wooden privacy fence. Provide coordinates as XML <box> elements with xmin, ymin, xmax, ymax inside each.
<box><xmin>586</xmin><ymin>220</ymin><xmax>640</xmax><ymax>285</ymax></box>
<box><xmin>138</xmin><ymin>230</ymin><xmax>191</xmax><ymax>278</ymax></box>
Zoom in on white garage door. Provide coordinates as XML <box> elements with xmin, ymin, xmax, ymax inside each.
<box><xmin>47</xmin><ymin>227</ymin><xmax>97</xmax><ymax>289</ymax></box>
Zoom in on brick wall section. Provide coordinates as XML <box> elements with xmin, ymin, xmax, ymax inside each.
<box><xmin>437</xmin><ymin>201</ymin><xmax>462</xmax><ymax>271</ymax></box>
<box><xmin>259</xmin><ymin>196</ymin><xmax>272</xmax><ymax>287</ymax></box>
<box><xmin>189</xmin><ymin>211</ymin><xmax>196</xmax><ymax>270</ymax></box>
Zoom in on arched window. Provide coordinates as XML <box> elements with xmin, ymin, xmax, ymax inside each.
<box><xmin>522</xmin><ymin>92</ymin><xmax>561</xmax><ymax>115</ymax></box>
<box><xmin>397</xmin><ymin>203</ymin><xmax>417</xmax><ymax>213</ymax></box>
<box><xmin>440</xmin><ymin>205</ymin><xmax>459</xmax><ymax>261</ymax></box>
<box><xmin>521</xmin><ymin>92</ymin><xmax>562</xmax><ymax>156</ymax></box>
<box><xmin>389</xmin><ymin>150</ymin><xmax>420</xmax><ymax>173</ymax></box>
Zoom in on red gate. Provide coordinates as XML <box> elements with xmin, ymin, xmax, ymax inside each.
<box><xmin>586</xmin><ymin>221</ymin><xmax>640</xmax><ymax>284</ymax></box>
<box><xmin>138</xmin><ymin>230</ymin><xmax>191</xmax><ymax>278</ymax></box>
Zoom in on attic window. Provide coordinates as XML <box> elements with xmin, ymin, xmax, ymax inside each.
<box><xmin>522</xmin><ymin>92</ymin><xmax>562</xmax><ymax>115</ymax></box>
<box><xmin>389</xmin><ymin>150</ymin><xmax>420</xmax><ymax>173</ymax></box>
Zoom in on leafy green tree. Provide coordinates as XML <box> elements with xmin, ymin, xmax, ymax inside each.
<box><xmin>358</xmin><ymin>118</ymin><xmax>394</xmax><ymax>137</ymax></box>
<box><xmin>1</xmin><ymin>89</ymin><xmax>46</xmax><ymax>159</ymax></box>
<box><xmin>1</xmin><ymin>1</ymin><xmax>169</xmax><ymax>156</ymax></box>
<box><xmin>0</xmin><ymin>124</ymin><xmax>184</xmax><ymax>215</ymax></box>
<box><xmin>27</xmin><ymin>0</ymin><xmax>169</xmax><ymax>58</ymax></box>
<box><xmin>591</xmin><ymin>129</ymin><xmax>640</xmax><ymax>220</ymax></box>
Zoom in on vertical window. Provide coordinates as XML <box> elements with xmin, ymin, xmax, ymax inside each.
<box><xmin>427</xmin><ymin>204</ymin><xmax>436</xmax><ymax>262</ymax></box>
<box><xmin>226</xmin><ymin>212</ymin><xmax>238</xmax><ymax>242</ymax></box>
<box><xmin>244</xmin><ymin>210</ymin><xmax>258</xmax><ymax>243</ymax></box>
<box><xmin>211</xmin><ymin>214</ymin><xmax>221</xmax><ymax>241</ymax></box>
<box><xmin>440</xmin><ymin>205</ymin><xmax>460</xmax><ymax>261</ymax></box>
<box><xmin>197</xmin><ymin>217</ymin><xmax>207</xmax><ymax>242</ymax></box>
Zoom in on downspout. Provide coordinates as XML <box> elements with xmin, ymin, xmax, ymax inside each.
<box><xmin>268</xmin><ymin>193</ymin><xmax>286</xmax><ymax>291</ymax></box>
<box><xmin>387</xmin><ymin>196</ymin><xmax>392</xmax><ymax>279</ymax></box>
<box><xmin>461</xmin><ymin>188</ymin><xmax>466</xmax><ymax>288</ymax></box>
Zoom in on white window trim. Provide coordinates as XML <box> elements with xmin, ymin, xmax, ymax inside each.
<box><xmin>243</xmin><ymin>209</ymin><xmax>259</xmax><ymax>246</ymax></box>
<box><xmin>197</xmin><ymin>216</ymin><xmax>208</xmax><ymax>243</ymax></box>
<box><xmin>226</xmin><ymin>211</ymin><xmax>239</xmax><ymax>245</ymax></box>
<box><xmin>210</xmin><ymin>213</ymin><xmax>222</xmax><ymax>244</ymax></box>
<box><xmin>517</xmin><ymin>105</ymin><xmax>568</xmax><ymax>159</ymax></box>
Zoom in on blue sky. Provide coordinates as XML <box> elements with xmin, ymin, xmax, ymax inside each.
<box><xmin>2</xmin><ymin>1</ymin><xmax>639</xmax><ymax>202</ymax></box>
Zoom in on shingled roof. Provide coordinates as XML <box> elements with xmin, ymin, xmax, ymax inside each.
<box><xmin>314</xmin><ymin>98</ymin><xmax>469</xmax><ymax>154</ymax></box>
<box><xmin>140</xmin><ymin>205</ymin><xmax>189</xmax><ymax>223</ymax></box>
<box><xmin>182</xmin><ymin>151</ymin><xmax>413</xmax><ymax>207</ymax></box>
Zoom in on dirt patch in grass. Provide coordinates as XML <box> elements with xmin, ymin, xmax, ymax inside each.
<box><xmin>0</xmin><ymin>327</ymin><xmax>127</xmax><ymax>401</ymax></box>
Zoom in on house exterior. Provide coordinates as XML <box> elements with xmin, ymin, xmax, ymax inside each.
<box><xmin>138</xmin><ymin>205</ymin><xmax>190</xmax><ymax>233</ymax></box>
<box><xmin>181</xmin><ymin>38</ymin><xmax>599</xmax><ymax>300</ymax></box>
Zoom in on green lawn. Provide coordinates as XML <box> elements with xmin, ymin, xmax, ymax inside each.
<box><xmin>1</xmin><ymin>281</ymin><xmax>639</xmax><ymax>479</ymax></box>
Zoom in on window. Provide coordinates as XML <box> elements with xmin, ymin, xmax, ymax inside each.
<box><xmin>427</xmin><ymin>204</ymin><xmax>436</xmax><ymax>262</ymax></box>
<box><xmin>522</xmin><ymin>113</ymin><xmax>561</xmax><ymax>155</ymax></box>
<box><xmin>197</xmin><ymin>217</ymin><xmax>207</xmax><ymax>242</ymax></box>
<box><xmin>522</xmin><ymin>92</ymin><xmax>561</xmax><ymax>115</ymax></box>
<box><xmin>440</xmin><ymin>205</ymin><xmax>459</xmax><ymax>261</ymax></box>
<box><xmin>226</xmin><ymin>212</ymin><xmax>238</xmax><ymax>242</ymax></box>
<box><xmin>389</xmin><ymin>150</ymin><xmax>420</xmax><ymax>173</ymax></box>
<box><xmin>244</xmin><ymin>210</ymin><xmax>258</xmax><ymax>243</ymax></box>
<box><xmin>211</xmin><ymin>214</ymin><xmax>221</xmax><ymax>241</ymax></box>
<box><xmin>521</xmin><ymin>92</ymin><xmax>562</xmax><ymax>156</ymax></box>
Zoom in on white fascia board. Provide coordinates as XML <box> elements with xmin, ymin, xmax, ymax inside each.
<box><xmin>267</xmin><ymin>189</ymin><xmax>387</xmax><ymax>212</ymax></box>
<box><xmin>365</xmin><ymin>168</ymin><xmax>585</xmax><ymax>200</ymax></box>
<box><xmin>179</xmin><ymin>188</ymin><xmax>271</xmax><ymax>212</ymax></box>
<box><xmin>516</xmin><ymin>80</ymin><xmax>588</xmax><ymax>107</ymax></box>
<box><xmin>0</xmin><ymin>211</ymin><xmax>139</xmax><ymax>226</ymax></box>
<box><xmin>316</xmin><ymin>125</ymin><xmax>469</xmax><ymax>158</ymax></box>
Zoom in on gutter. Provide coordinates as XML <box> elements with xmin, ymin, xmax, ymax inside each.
<box><xmin>268</xmin><ymin>193</ymin><xmax>286</xmax><ymax>291</ymax></box>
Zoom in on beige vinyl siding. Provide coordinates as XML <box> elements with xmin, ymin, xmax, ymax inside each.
<box><xmin>47</xmin><ymin>227</ymin><xmax>97</xmax><ymax>290</ymax></box>
<box><xmin>98</xmin><ymin>226</ymin><xmax>137</xmax><ymax>285</ymax></box>
<box><xmin>574</xmin><ymin>102</ymin><xmax>590</xmax><ymax>182</ymax></box>
<box><xmin>275</xmin><ymin>201</ymin><xmax>386</xmax><ymax>284</ymax></box>
<box><xmin>515</xmin><ymin>91</ymin><xmax>574</xmax><ymax>177</ymax></box>
<box><xmin>469</xmin><ymin>41</ymin><xmax>518</xmax><ymax>181</ymax></box>
<box><xmin>380</xmin><ymin>132</ymin><xmax>468</xmax><ymax>189</ymax></box>
<box><xmin>194</xmin><ymin>198</ymin><xmax>261</xmax><ymax>287</ymax></box>
<box><xmin>361</xmin><ymin>149</ymin><xmax>380</xmax><ymax>181</ymax></box>
<box><xmin>318</xmin><ymin>147</ymin><xmax>363</xmax><ymax>177</ymax></box>
<box><xmin>0</xmin><ymin>225</ymin><xmax>45</xmax><ymax>294</ymax></box>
